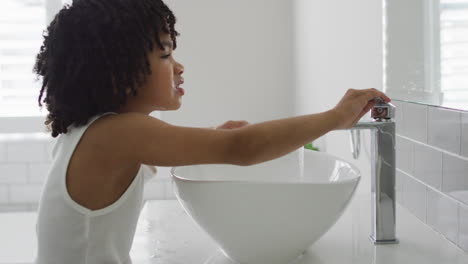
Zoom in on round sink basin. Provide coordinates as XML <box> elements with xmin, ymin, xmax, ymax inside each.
<box><xmin>171</xmin><ymin>148</ymin><xmax>361</xmax><ymax>264</ymax></box>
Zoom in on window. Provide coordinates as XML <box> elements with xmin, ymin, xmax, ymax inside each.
<box><xmin>0</xmin><ymin>0</ymin><xmax>49</xmax><ymax>117</ymax></box>
<box><xmin>0</xmin><ymin>0</ymin><xmax>63</xmax><ymax>133</ymax></box>
<box><xmin>440</xmin><ymin>0</ymin><xmax>468</xmax><ymax>109</ymax></box>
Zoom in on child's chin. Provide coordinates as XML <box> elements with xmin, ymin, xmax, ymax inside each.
<box><xmin>153</xmin><ymin>103</ymin><xmax>181</xmax><ymax>111</ymax></box>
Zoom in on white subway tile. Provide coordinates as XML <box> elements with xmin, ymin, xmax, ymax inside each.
<box><xmin>0</xmin><ymin>142</ymin><xmax>7</xmax><ymax>162</ymax></box>
<box><xmin>7</xmin><ymin>141</ymin><xmax>47</xmax><ymax>163</ymax></box>
<box><xmin>0</xmin><ymin>185</ymin><xmax>8</xmax><ymax>203</ymax></box>
<box><xmin>396</xmin><ymin>169</ymin><xmax>404</xmax><ymax>204</ymax></box>
<box><xmin>428</xmin><ymin>107</ymin><xmax>461</xmax><ymax>155</ymax></box>
<box><xmin>402</xmin><ymin>103</ymin><xmax>428</xmax><ymax>143</ymax></box>
<box><xmin>402</xmin><ymin>174</ymin><xmax>426</xmax><ymax>223</ymax></box>
<box><xmin>393</xmin><ymin>101</ymin><xmax>404</xmax><ymax>135</ymax></box>
<box><xmin>414</xmin><ymin>143</ymin><xmax>442</xmax><ymax>190</ymax></box>
<box><xmin>0</xmin><ymin>164</ymin><xmax>28</xmax><ymax>184</ymax></box>
<box><xmin>442</xmin><ymin>153</ymin><xmax>468</xmax><ymax>194</ymax></box>
<box><xmin>28</xmin><ymin>163</ymin><xmax>51</xmax><ymax>183</ymax></box>
<box><xmin>0</xmin><ymin>204</ymin><xmax>31</xmax><ymax>212</ymax></box>
<box><xmin>427</xmin><ymin>188</ymin><xmax>459</xmax><ymax>244</ymax></box>
<box><xmin>0</xmin><ymin>132</ymin><xmax>50</xmax><ymax>142</ymax></box>
<box><xmin>45</xmin><ymin>139</ymin><xmax>57</xmax><ymax>162</ymax></box>
<box><xmin>9</xmin><ymin>184</ymin><xmax>43</xmax><ymax>203</ymax></box>
<box><xmin>396</xmin><ymin>136</ymin><xmax>414</xmax><ymax>175</ymax></box>
<box><xmin>447</xmin><ymin>191</ymin><xmax>468</xmax><ymax>206</ymax></box>
<box><xmin>462</xmin><ymin>112</ymin><xmax>468</xmax><ymax>158</ymax></box>
<box><xmin>459</xmin><ymin>203</ymin><xmax>468</xmax><ymax>252</ymax></box>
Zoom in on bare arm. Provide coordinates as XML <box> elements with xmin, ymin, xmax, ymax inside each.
<box><xmin>103</xmin><ymin>113</ymin><xmax>242</xmax><ymax>167</ymax></box>
<box><xmin>104</xmin><ymin>88</ymin><xmax>389</xmax><ymax>168</ymax></box>
<box><xmin>231</xmin><ymin>110</ymin><xmax>339</xmax><ymax>165</ymax></box>
<box><xmin>103</xmin><ymin>112</ymin><xmax>336</xmax><ymax>167</ymax></box>
<box><xmin>208</xmin><ymin>120</ymin><xmax>250</xmax><ymax>130</ymax></box>
<box><xmin>231</xmin><ymin>88</ymin><xmax>391</xmax><ymax>166</ymax></box>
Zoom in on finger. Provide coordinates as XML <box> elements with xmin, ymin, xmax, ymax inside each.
<box><xmin>223</xmin><ymin>123</ymin><xmax>235</xmax><ymax>129</ymax></box>
<box><xmin>221</xmin><ymin>121</ymin><xmax>243</xmax><ymax>129</ymax></box>
<box><xmin>371</xmin><ymin>89</ymin><xmax>391</xmax><ymax>102</ymax></box>
<box><xmin>352</xmin><ymin>106</ymin><xmax>371</xmax><ymax>125</ymax></box>
<box><xmin>230</xmin><ymin>120</ymin><xmax>248</xmax><ymax>126</ymax></box>
<box><xmin>360</xmin><ymin>88</ymin><xmax>391</xmax><ymax>103</ymax></box>
<box><xmin>359</xmin><ymin>101</ymin><xmax>376</xmax><ymax>116</ymax></box>
<box><xmin>351</xmin><ymin>101</ymin><xmax>376</xmax><ymax>126</ymax></box>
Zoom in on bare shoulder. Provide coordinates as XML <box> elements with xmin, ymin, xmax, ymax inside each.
<box><xmin>83</xmin><ymin>112</ymin><xmax>159</xmax><ymax>162</ymax></box>
<box><xmin>65</xmin><ymin>113</ymin><xmax>157</xmax><ymax>210</ymax></box>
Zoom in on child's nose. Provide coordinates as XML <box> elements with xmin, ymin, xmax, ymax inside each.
<box><xmin>176</xmin><ymin>62</ymin><xmax>184</xmax><ymax>74</ymax></box>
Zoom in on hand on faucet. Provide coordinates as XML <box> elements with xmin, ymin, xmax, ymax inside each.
<box><xmin>331</xmin><ymin>88</ymin><xmax>391</xmax><ymax>130</ymax></box>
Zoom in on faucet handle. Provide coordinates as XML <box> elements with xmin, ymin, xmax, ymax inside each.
<box><xmin>371</xmin><ymin>97</ymin><xmax>395</xmax><ymax>120</ymax></box>
<box><xmin>372</xmin><ymin>96</ymin><xmax>385</xmax><ymax>104</ymax></box>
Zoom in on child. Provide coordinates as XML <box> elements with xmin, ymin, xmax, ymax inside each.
<box><xmin>32</xmin><ymin>0</ymin><xmax>390</xmax><ymax>263</ymax></box>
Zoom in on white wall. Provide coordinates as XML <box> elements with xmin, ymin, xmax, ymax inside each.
<box><xmin>161</xmin><ymin>0</ymin><xmax>295</xmax><ymax>127</ymax></box>
<box><xmin>0</xmin><ymin>0</ymin><xmax>296</xmax><ymax>210</ymax></box>
<box><xmin>294</xmin><ymin>0</ymin><xmax>383</xmax><ymax>194</ymax></box>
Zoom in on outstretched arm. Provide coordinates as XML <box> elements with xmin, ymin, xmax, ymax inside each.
<box><xmin>209</xmin><ymin>120</ymin><xmax>250</xmax><ymax>130</ymax></box>
<box><xmin>101</xmin><ymin>88</ymin><xmax>389</xmax><ymax>168</ymax></box>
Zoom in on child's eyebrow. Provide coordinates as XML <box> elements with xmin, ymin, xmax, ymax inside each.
<box><xmin>161</xmin><ymin>40</ymin><xmax>173</xmax><ymax>50</ymax></box>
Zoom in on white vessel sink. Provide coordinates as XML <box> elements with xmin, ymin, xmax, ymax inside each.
<box><xmin>171</xmin><ymin>148</ymin><xmax>361</xmax><ymax>264</ymax></box>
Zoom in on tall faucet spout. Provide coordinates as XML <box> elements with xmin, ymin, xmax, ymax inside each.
<box><xmin>348</xmin><ymin>98</ymin><xmax>399</xmax><ymax>244</ymax></box>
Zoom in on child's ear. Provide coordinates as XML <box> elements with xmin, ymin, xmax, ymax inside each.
<box><xmin>110</xmin><ymin>75</ymin><xmax>132</xmax><ymax>95</ymax></box>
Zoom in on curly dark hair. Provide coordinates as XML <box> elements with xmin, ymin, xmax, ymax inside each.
<box><xmin>33</xmin><ymin>0</ymin><xmax>179</xmax><ymax>138</ymax></box>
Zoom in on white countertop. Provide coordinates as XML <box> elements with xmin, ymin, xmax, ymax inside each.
<box><xmin>130</xmin><ymin>193</ymin><xmax>468</xmax><ymax>264</ymax></box>
<box><xmin>1</xmin><ymin>192</ymin><xmax>468</xmax><ymax>264</ymax></box>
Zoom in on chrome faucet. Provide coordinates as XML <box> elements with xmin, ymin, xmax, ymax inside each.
<box><xmin>348</xmin><ymin>97</ymin><xmax>399</xmax><ymax>244</ymax></box>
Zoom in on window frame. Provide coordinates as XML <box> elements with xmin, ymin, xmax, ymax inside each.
<box><xmin>424</xmin><ymin>0</ymin><xmax>442</xmax><ymax>105</ymax></box>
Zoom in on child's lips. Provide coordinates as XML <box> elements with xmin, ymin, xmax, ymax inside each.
<box><xmin>176</xmin><ymin>87</ymin><xmax>185</xmax><ymax>95</ymax></box>
<box><xmin>175</xmin><ymin>78</ymin><xmax>185</xmax><ymax>95</ymax></box>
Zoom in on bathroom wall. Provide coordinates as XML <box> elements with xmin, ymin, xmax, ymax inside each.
<box><xmin>0</xmin><ymin>133</ymin><xmax>51</xmax><ymax>212</ymax></box>
<box><xmin>160</xmin><ymin>0</ymin><xmax>295</xmax><ymax>127</ymax></box>
<box><xmin>293</xmin><ymin>0</ymin><xmax>382</xmax><ymax>195</ymax></box>
<box><xmin>393</xmin><ymin>100</ymin><xmax>468</xmax><ymax>253</ymax></box>
<box><xmin>0</xmin><ymin>0</ymin><xmax>295</xmax><ymax>211</ymax></box>
<box><xmin>294</xmin><ymin>0</ymin><xmax>468</xmax><ymax>254</ymax></box>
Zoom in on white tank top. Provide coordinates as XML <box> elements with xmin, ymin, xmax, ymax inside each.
<box><xmin>35</xmin><ymin>112</ymin><xmax>156</xmax><ymax>264</ymax></box>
